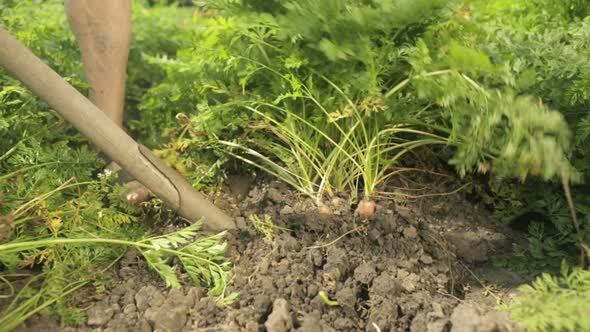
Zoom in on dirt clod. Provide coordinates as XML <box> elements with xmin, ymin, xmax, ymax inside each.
<box><xmin>298</xmin><ymin>310</ymin><xmax>322</xmax><ymax>331</ymax></box>
<box><xmin>401</xmin><ymin>272</ymin><xmax>421</xmax><ymax>292</ymax></box>
<box><xmin>253</xmin><ymin>293</ymin><xmax>272</xmax><ymax>312</ymax></box>
<box><xmin>450</xmin><ymin>304</ymin><xmax>481</xmax><ymax>332</ymax></box>
<box><xmin>450</xmin><ymin>303</ymin><xmax>523</xmax><ymax>332</ymax></box>
<box><xmin>145</xmin><ymin>305</ymin><xmax>187</xmax><ymax>331</ymax></box>
<box><xmin>267</xmin><ymin>187</ymin><xmax>284</xmax><ymax>203</ymax></box>
<box><xmin>86</xmin><ymin>303</ymin><xmax>114</xmax><ymax>326</ymax></box>
<box><xmin>18</xmin><ymin>181</ymin><xmax>526</xmax><ymax>332</ymax></box>
<box><xmin>265</xmin><ymin>298</ymin><xmax>293</xmax><ymax>332</ymax></box>
<box><xmin>280</xmin><ymin>205</ymin><xmax>295</xmax><ymax>215</ymax></box>
<box><xmin>420</xmin><ymin>254</ymin><xmax>434</xmax><ymax>265</ymax></box>
<box><xmin>479</xmin><ymin>311</ymin><xmax>522</xmax><ymax>332</ymax></box>
<box><xmin>354</xmin><ymin>261</ymin><xmax>377</xmax><ymax>284</ymax></box>
<box><xmin>403</xmin><ymin>225</ymin><xmax>418</xmax><ymax>239</ymax></box>
<box><xmin>428</xmin><ymin>319</ymin><xmax>451</xmax><ymax>332</ymax></box>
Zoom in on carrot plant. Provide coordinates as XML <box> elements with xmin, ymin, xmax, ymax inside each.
<box><xmin>216</xmin><ymin>68</ymin><xmax>451</xmax><ymax>209</ymax></box>
<box><xmin>500</xmin><ymin>262</ymin><xmax>590</xmax><ymax>332</ymax></box>
<box><xmin>144</xmin><ymin>0</ymin><xmax>572</xmax><ymax>219</ymax></box>
<box><xmin>462</xmin><ymin>0</ymin><xmax>590</xmax><ymax>273</ymax></box>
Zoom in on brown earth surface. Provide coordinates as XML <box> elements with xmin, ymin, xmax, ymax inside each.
<box><xmin>15</xmin><ymin>176</ymin><xmax>531</xmax><ymax>332</ymax></box>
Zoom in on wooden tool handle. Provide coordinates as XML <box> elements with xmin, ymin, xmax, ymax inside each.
<box><xmin>0</xmin><ymin>27</ymin><xmax>235</xmax><ymax>231</ymax></box>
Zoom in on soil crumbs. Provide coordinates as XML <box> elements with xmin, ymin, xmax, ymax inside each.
<box><xmin>16</xmin><ymin>179</ymin><xmax>529</xmax><ymax>332</ymax></box>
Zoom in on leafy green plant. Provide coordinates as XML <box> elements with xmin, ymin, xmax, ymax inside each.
<box><xmin>0</xmin><ymin>223</ymin><xmax>235</xmax><ymax>330</ymax></box>
<box><xmin>145</xmin><ymin>0</ymin><xmax>572</xmax><ymax>217</ymax></box>
<box><xmin>502</xmin><ymin>262</ymin><xmax>590</xmax><ymax>332</ymax></box>
<box><xmin>460</xmin><ymin>0</ymin><xmax>590</xmax><ymax>271</ymax></box>
<box><xmin>0</xmin><ymin>247</ymin><xmax>127</xmax><ymax>331</ymax></box>
<box><xmin>129</xmin><ymin>1</ymin><xmax>583</xmax><ymax>283</ymax></box>
<box><xmin>217</xmin><ymin>73</ymin><xmax>451</xmax><ymax>205</ymax></box>
<box><xmin>0</xmin><ymin>1</ymin><xmax>237</xmax><ymax>328</ymax></box>
<box><xmin>0</xmin><ymin>221</ymin><xmax>235</xmax><ymax>320</ymax></box>
<box><xmin>140</xmin><ymin>221</ymin><xmax>236</xmax><ymax>303</ymax></box>
<box><xmin>136</xmin><ymin>0</ymin><xmax>465</xmax><ymax>193</ymax></box>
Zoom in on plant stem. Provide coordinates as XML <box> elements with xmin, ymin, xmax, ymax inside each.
<box><xmin>561</xmin><ymin>168</ymin><xmax>587</xmax><ymax>267</ymax></box>
<box><xmin>0</xmin><ymin>237</ymin><xmax>222</xmax><ymax>272</ymax></box>
<box><xmin>384</xmin><ymin>69</ymin><xmax>454</xmax><ymax>98</ymax></box>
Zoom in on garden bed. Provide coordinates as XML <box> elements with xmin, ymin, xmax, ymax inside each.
<box><xmin>2</xmin><ymin>1</ymin><xmax>590</xmax><ymax>331</ymax></box>
<box><xmin>16</xmin><ymin>176</ymin><xmax>528</xmax><ymax>332</ymax></box>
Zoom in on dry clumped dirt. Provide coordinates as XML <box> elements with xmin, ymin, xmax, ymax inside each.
<box><xmin>17</xmin><ymin>177</ymin><xmax>529</xmax><ymax>332</ymax></box>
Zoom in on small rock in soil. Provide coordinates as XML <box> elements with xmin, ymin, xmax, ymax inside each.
<box><xmin>111</xmin><ymin>284</ymin><xmax>127</xmax><ymax>297</ymax></box>
<box><xmin>368</xmin><ymin>227</ymin><xmax>382</xmax><ymax>242</ymax></box>
<box><xmin>253</xmin><ymin>293</ymin><xmax>272</xmax><ymax>312</ymax></box>
<box><xmin>450</xmin><ymin>304</ymin><xmax>522</xmax><ymax>332</ymax></box>
<box><xmin>428</xmin><ymin>302</ymin><xmax>445</xmax><ymax>320</ymax></box>
<box><xmin>267</xmin><ymin>188</ymin><xmax>284</xmax><ymax>203</ymax></box>
<box><xmin>298</xmin><ymin>310</ymin><xmax>322</xmax><ymax>332</ymax></box>
<box><xmin>450</xmin><ymin>303</ymin><xmax>481</xmax><ymax>332</ymax></box>
<box><xmin>310</xmin><ymin>250</ymin><xmax>323</xmax><ymax>267</ymax></box>
<box><xmin>397</xmin><ymin>269</ymin><xmax>410</xmax><ymax>279</ymax></box>
<box><xmin>235</xmin><ymin>216</ymin><xmax>247</xmax><ymax>229</ymax></box>
<box><xmin>371</xmin><ymin>271</ymin><xmax>400</xmax><ymax>296</ymax></box>
<box><xmin>354</xmin><ymin>261</ymin><xmax>377</xmax><ymax>284</ymax></box>
<box><xmin>420</xmin><ymin>254</ymin><xmax>434</xmax><ymax>265</ymax></box>
<box><xmin>265</xmin><ymin>298</ymin><xmax>293</xmax><ymax>332</ymax></box>
<box><xmin>335</xmin><ymin>286</ymin><xmax>358</xmax><ymax>316</ymax></box>
<box><xmin>403</xmin><ymin>225</ymin><xmax>418</xmax><ymax>239</ymax></box>
<box><xmin>401</xmin><ymin>273</ymin><xmax>420</xmax><ymax>292</ymax></box>
<box><xmin>87</xmin><ymin>302</ymin><xmax>115</xmax><ymax>326</ymax></box>
<box><xmin>310</xmin><ymin>293</ymin><xmax>327</xmax><ymax>312</ymax></box>
<box><xmin>479</xmin><ymin>311</ymin><xmax>523</xmax><ymax>332</ymax></box>
<box><xmin>145</xmin><ymin>306</ymin><xmax>187</xmax><ymax>332</ymax></box>
<box><xmin>395</xmin><ymin>205</ymin><xmax>413</xmax><ymax>220</ymax></box>
<box><xmin>410</xmin><ymin>312</ymin><xmax>427</xmax><ymax>332</ymax></box>
<box><xmin>334</xmin><ymin>317</ymin><xmax>356</xmax><ymax>330</ymax></box>
<box><xmin>428</xmin><ymin>319</ymin><xmax>451</xmax><ymax>332</ymax></box>
<box><xmin>280</xmin><ymin>205</ymin><xmax>295</xmax><ymax>215</ymax></box>
<box><xmin>168</xmin><ymin>288</ymin><xmax>196</xmax><ymax>308</ymax></box>
<box><xmin>134</xmin><ymin>286</ymin><xmax>157</xmax><ymax>312</ymax></box>
<box><xmin>307</xmin><ymin>284</ymin><xmax>319</xmax><ymax>298</ymax></box>
<box><xmin>323</xmin><ymin>246</ymin><xmax>350</xmax><ymax>281</ymax></box>
<box><xmin>367</xmin><ymin>299</ymin><xmax>399</xmax><ymax>331</ymax></box>
<box><xmin>123</xmin><ymin>303</ymin><xmax>137</xmax><ymax>315</ymax></box>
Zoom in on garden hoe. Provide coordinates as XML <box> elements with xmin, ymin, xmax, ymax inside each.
<box><xmin>0</xmin><ymin>27</ymin><xmax>236</xmax><ymax>231</ymax></box>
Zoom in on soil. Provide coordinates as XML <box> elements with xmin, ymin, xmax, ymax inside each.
<box><xmin>14</xmin><ymin>175</ymin><xmax>530</xmax><ymax>332</ymax></box>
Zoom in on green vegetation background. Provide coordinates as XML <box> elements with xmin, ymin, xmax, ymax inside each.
<box><xmin>1</xmin><ymin>0</ymin><xmax>590</xmax><ymax>330</ymax></box>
